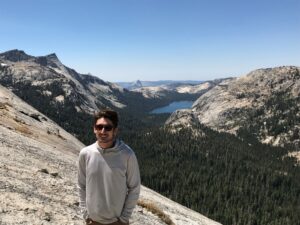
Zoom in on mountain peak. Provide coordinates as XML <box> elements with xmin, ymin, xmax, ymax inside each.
<box><xmin>35</xmin><ymin>53</ymin><xmax>62</xmax><ymax>68</ymax></box>
<box><xmin>0</xmin><ymin>49</ymin><xmax>63</xmax><ymax>67</ymax></box>
<box><xmin>132</xmin><ymin>79</ymin><xmax>143</xmax><ymax>89</ymax></box>
<box><xmin>0</xmin><ymin>49</ymin><xmax>33</xmax><ymax>62</ymax></box>
<box><xmin>45</xmin><ymin>53</ymin><xmax>59</xmax><ymax>60</ymax></box>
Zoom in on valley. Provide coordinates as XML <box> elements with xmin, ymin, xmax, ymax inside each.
<box><xmin>0</xmin><ymin>82</ymin><xmax>220</xmax><ymax>225</ymax></box>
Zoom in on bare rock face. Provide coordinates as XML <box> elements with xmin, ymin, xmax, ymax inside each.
<box><xmin>166</xmin><ymin>109</ymin><xmax>200</xmax><ymax>128</ymax></box>
<box><xmin>132</xmin><ymin>86</ymin><xmax>170</xmax><ymax>98</ymax></box>
<box><xmin>167</xmin><ymin>66</ymin><xmax>300</xmax><ymax>147</ymax></box>
<box><xmin>0</xmin><ymin>49</ymin><xmax>34</xmax><ymax>62</ymax></box>
<box><xmin>0</xmin><ymin>84</ymin><xmax>221</xmax><ymax>225</ymax></box>
<box><xmin>139</xmin><ymin>187</ymin><xmax>221</xmax><ymax>225</ymax></box>
<box><xmin>0</xmin><ymin>84</ymin><xmax>85</xmax><ymax>224</ymax></box>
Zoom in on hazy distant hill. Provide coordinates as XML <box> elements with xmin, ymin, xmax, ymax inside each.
<box><xmin>166</xmin><ymin>66</ymin><xmax>300</xmax><ymax>148</ymax></box>
<box><xmin>117</xmin><ymin>80</ymin><xmax>204</xmax><ymax>90</ymax></box>
<box><xmin>131</xmin><ymin>79</ymin><xmax>231</xmax><ymax>99</ymax></box>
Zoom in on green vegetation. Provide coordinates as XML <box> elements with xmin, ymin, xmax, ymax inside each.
<box><xmin>121</xmin><ymin>120</ymin><xmax>300</xmax><ymax>225</ymax></box>
<box><xmin>232</xmin><ymin>91</ymin><xmax>300</xmax><ymax>148</ymax></box>
<box><xmin>10</xmin><ymin>81</ymin><xmax>96</xmax><ymax>144</ymax></box>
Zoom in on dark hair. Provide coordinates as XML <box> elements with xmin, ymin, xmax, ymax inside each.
<box><xmin>94</xmin><ymin>109</ymin><xmax>119</xmax><ymax>128</ymax></box>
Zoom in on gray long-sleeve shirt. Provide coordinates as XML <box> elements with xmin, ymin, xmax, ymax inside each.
<box><xmin>78</xmin><ymin>140</ymin><xmax>141</xmax><ymax>223</ymax></box>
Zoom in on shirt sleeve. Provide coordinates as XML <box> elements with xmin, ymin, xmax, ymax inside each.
<box><xmin>77</xmin><ymin>149</ymin><xmax>88</xmax><ymax>219</ymax></box>
<box><xmin>119</xmin><ymin>152</ymin><xmax>141</xmax><ymax>223</ymax></box>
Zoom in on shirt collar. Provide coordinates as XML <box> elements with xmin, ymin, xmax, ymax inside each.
<box><xmin>96</xmin><ymin>139</ymin><xmax>120</xmax><ymax>153</ymax></box>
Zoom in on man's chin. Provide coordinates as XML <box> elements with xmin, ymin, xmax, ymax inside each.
<box><xmin>98</xmin><ymin>138</ymin><xmax>113</xmax><ymax>143</ymax></box>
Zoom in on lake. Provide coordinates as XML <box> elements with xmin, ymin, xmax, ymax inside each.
<box><xmin>150</xmin><ymin>101</ymin><xmax>194</xmax><ymax>114</ymax></box>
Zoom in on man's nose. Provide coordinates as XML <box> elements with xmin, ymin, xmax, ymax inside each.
<box><xmin>99</xmin><ymin>128</ymin><xmax>107</xmax><ymax>133</ymax></box>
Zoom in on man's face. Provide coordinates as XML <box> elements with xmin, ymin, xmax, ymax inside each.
<box><xmin>94</xmin><ymin>117</ymin><xmax>118</xmax><ymax>148</ymax></box>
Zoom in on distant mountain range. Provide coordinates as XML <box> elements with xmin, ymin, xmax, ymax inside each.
<box><xmin>131</xmin><ymin>79</ymin><xmax>231</xmax><ymax>99</ymax></box>
<box><xmin>116</xmin><ymin>79</ymin><xmax>204</xmax><ymax>90</ymax></box>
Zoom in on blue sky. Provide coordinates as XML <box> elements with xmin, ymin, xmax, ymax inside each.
<box><xmin>0</xmin><ymin>0</ymin><xmax>299</xmax><ymax>82</ymax></box>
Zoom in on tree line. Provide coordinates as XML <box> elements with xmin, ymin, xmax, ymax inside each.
<box><xmin>120</xmin><ymin>117</ymin><xmax>300</xmax><ymax>225</ymax></box>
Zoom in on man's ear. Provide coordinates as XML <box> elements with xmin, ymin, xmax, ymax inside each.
<box><xmin>114</xmin><ymin>127</ymin><xmax>119</xmax><ymax>137</ymax></box>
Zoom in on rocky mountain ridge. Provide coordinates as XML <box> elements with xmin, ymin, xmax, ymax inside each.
<box><xmin>117</xmin><ymin>80</ymin><xmax>204</xmax><ymax>90</ymax></box>
<box><xmin>131</xmin><ymin>80</ymin><xmax>228</xmax><ymax>99</ymax></box>
<box><xmin>0</xmin><ymin>49</ymin><xmax>127</xmax><ymax>113</ymax></box>
<box><xmin>0</xmin><ymin>49</ymin><xmax>208</xmax><ymax>120</ymax></box>
<box><xmin>0</xmin><ymin>84</ymin><xmax>221</xmax><ymax>225</ymax></box>
<box><xmin>166</xmin><ymin>66</ymin><xmax>300</xmax><ymax>148</ymax></box>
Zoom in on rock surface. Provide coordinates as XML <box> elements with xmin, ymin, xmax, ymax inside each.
<box><xmin>0</xmin><ymin>84</ymin><xmax>221</xmax><ymax>225</ymax></box>
<box><xmin>167</xmin><ymin>66</ymin><xmax>300</xmax><ymax>148</ymax></box>
<box><xmin>0</xmin><ymin>49</ymin><xmax>126</xmax><ymax>113</ymax></box>
<box><xmin>132</xmin><ymin>80</ymin><xmax>227</xmax><ymax>99</ymax></box>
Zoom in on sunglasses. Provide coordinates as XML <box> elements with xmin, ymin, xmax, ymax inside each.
<box><xmin>95</xmin><ymin>124</ymin><xmax>114</xmax><ymax>132</ymax></box>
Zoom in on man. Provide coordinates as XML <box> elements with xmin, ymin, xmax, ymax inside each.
<box><xmin>78</xmin><ymin>109</ymin><xmax>141</xmax><ymax>225</ymax></box>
